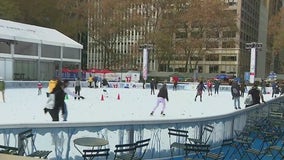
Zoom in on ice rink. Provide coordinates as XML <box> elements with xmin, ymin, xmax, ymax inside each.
<box><xmin>0</xmin><ymin>84</ymin><xmax>274</xmax><ymax>124</ymax></box>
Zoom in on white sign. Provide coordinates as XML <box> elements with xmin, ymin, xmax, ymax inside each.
<box><xmin>249</xmin><ymin>47</ymin><xmax>256</xmax><ymax>84</ymax></box>
<box><xmin>142</xmin><ymin>48</ymin><xmax>148</xmax><ymax>81</ymax></box>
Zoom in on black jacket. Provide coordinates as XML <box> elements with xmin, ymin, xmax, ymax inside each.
<box><xmin>157</xmin><ymin>85</ymin><xmax>169</xmax><ymax>101</ymax></box>
<box><xmin>54</xmin><ymin>87</ymin><xmax>66</xmax><ymax>114</ymax></box>
<box><xmin>248</xmin><ymin>87</ymin><xmax>263</xmax><ymax>105</ymax></box>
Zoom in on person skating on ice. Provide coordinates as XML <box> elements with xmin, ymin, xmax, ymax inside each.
<box><xmin>0</xmin><ymin>77</ymin><xmax>5</xmax><ymax>103</ymax></box>
<box><xmin>150</xmin><ymin>79</ymin><xmax>155</xmax><ymax>95</ymax></box>
<box><xmin>62</xmin><ymin>80</ymin><xmax>84</xmax><ymax>121</ymax></box>
<box><xmin>44</xmin><ymin>80</ymin><xmax>65</xmax><ymax>121</ymax></box>
<box><xmin>37</xmin><ymin>81</ymin><xmax>43</xmax><ymax>95</ymax></box>
<box><xmin>206</xmin><ymin>80</ymin><xmax>213</xmax><ymax>96</ymax></box>
<box><xmin>150</xmin><ymin>83</ymin><xmax>169</xmax><ymax>116</ymax></box>
<box><xmin>74</xmin><ymin>78</ymin><xmax>82</xmax><ymax>100</ymax></box>
<box><xmin>44</xmin><ymin>80</ymin><xmax>84</xmax><ymax>121</ymax></box>
<box><xmin>213</xmin><ymin>79</ymin><xmax>220</xmax><ymax>94</ymax></box>
<box><xmin>194</xmin><ymin>80</ymin><xmax>206</xmax><ymax>102</ymax></box>
<box><xmin>102</xmin><ymin>78</ymin><xmax>109</xmax><ymax>97</ymax></box>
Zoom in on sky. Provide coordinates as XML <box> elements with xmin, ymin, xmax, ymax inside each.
<box><xmin>0</xmin><ymin>83</ymin><xmax>276</xmax><ymax>159</ymax></box>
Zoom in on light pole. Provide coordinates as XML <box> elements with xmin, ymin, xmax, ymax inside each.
<box><xmin>139</xmin><ymin>44</ymin><xmax>153</xmax><ymax>82</ymax></box>
<box><xmin>120</xmin><ymin>66</ymin><xmax>123</xmax><ymax>82</ymax></box>
<box><xmin>245</xmin><ymin>42</ymin><xmax>262</xmax><ymax>84</ymax></box>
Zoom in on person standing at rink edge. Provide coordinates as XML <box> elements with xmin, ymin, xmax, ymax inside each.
<box><xmin>150</xmin><ymin>83</ymin><xmax>169</xmax><ymax>116</ymax></box>
<box><xmin>231</xmin><ymin>81</ymin><xmax>241</xmax><ymax>110</ymax></box>
<box><xmin>245</xmin><ymin>81</ymin><xmax>265</xmax><ymax>108</ymax></box>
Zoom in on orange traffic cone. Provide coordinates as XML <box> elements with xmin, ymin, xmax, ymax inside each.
<box><xmin>101</xmin><ymin>94</ymin><xmax>104</xmax><ymax>101</ymax></box>
<box><xmin>117</xmin><ymin>93</ymin><xmax>120</xmax><ymax>100</ymax></box>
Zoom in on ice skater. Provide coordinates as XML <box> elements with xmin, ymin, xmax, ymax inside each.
<box><xmin>47</xmin><ymin>77</ymin><xmax>58</xmax><ymax>97</ymax></box>
<box><xmin>44</xmin><ymin>80</ymin><xmax>84</xmax><ymax>121</ymax></box>
<box><xmin>37</xmin><ymin>81</ymin><xmax>43</xmax><ymax>95</ymax></box>
<box><xmin>102</xmin><ymin>78</ymin><xmax>109</xmax><ymax>97</ymax></box>
<box><xmin>0</xmin><ymin>77</ymin><xmax>5</xmax><ymax>103</ymax></box>
<box><xmin>62</xmin><ymin>80</ymin><xmax>84</xmax><ymax>121</ymax></box>
<box><xmin>206</xmin><ymin>80</ymin><xmax>213</xmax><ymax>96</ymax></box>
<box><xmin>150</xmin><ymin>79</ymin><xmax>155</xmax><ymax>95</ymax></box>
<box><xmin>150</xmin><ymin>83</ymin><xmax>169</xmax><ymax>116</ymax></box>
<box><xmin>44</xmin><ymin>80</ymin><xmax>65</xmax><ymax>121</ymax></box>
<box><xmin>214</xmin><ymin>79</ymin><xmax>220</xmax><ymax>94</ymax></box>
<box><xmin>194</xmin><ymin>81</ymin><xmax>206</xmax><ymax>102</ymax></box>
<box><xmin>272</xmin><ymin>81</ymin><xmax>280</xmax><ymax>98</ymax></box>
<box><xmin>74</xmin><ymin>78</ymin><xmax>82</xmax><ymax>100</ymax></box>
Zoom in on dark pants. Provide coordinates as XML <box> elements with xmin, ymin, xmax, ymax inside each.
<box><xmin>75</xmin><ymin>86</ymin><xmax>81</xmax><ymax>99</ymax></box>
<box><xmin>63</xmin><ymin>102</ymin><xmax>68</xmax><ymax>121</ymax></box>
<box><xmin>49</xmin><ymin>109</ymin><xmax>60</xmax><ymax>121</ymax></box>
<box><xmin>151</xmin><ymin>88</ymin><xmax>155</xmax><ymax>95</ymax></box>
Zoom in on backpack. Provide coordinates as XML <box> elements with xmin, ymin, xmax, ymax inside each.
<box><xmin>232</xmin><ymin>88</ymin><xmax>238</xmax><ymax>94</ymax></box>
<box><xmin>244</xmin><ymin>94</ymin><xmax>253</xmax><ymax>105</ymax></box>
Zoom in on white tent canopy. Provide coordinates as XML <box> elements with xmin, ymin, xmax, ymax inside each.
<box><xmin>0</xmin><ymin>19</ymin><xmax>83</xmax><ymax>49</ymax></box>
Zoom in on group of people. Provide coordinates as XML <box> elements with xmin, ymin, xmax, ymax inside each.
<box><xmin>231</xmin><ymin>80</ymin><xmax>265</xmax><ymax>109</ymax></box>
<box><xmin>194</xmin><ymin>80</ymin><xmax>221</xmax><ymax>102</ymax></box>
<box><xmin>271</xmin><ymin>80</ymin><xmax>284</xmax><ymax>98</ymax></box>
<box><xmin>44</xmin><ymin>77</ymin><xmax>85</xmax><ymax>121</ymax></box>
<box><xmin>193</xmin><ymin>79</ymin><xmax>267</xmax><ymax>110</ymax></box>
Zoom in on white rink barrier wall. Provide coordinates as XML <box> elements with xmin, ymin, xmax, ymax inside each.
<box><xmin>4</xmin><ymin>81</ymin><xmax>273</xmax><ymax>93</ymax></box>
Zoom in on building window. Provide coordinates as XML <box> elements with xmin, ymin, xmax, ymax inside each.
<box><xmin>222</xmin><ymin>41</ymin><xmax>235</xmax><ymax>48</ymax></box>
<box><xmin>15</xmin><ymin>41</ymin><xmax>37</xmax><ymax>56</ymax></box>
<box><xmin>42</xmin><ymin>44</ymin><xmax>60</xmax><ymax>58</ymax></box>
<box><xmin>221</xmin><ymin>56</ymin><xmax>237</xmax><ymax>61</ymax></box>
<box><xmin>0</xmin><ymin>41</ymin><xmax>10</xmax><ymax>54</ymax></box>
<box><xmin>191</xmin><ymin>31</ymin><xmax>202</xmax><ymax>38</ymax></box>
<box><xmin>205</xmin><ymin>54</ymin><xmax>219</xmax><ymax>61</ymax></box>
<box><xmin>191</xmin><ymin>56</ymin><xmax>203</xmax><ymax>61</ymax></box>
<box><xmin>63</xmin><ymin>47</ymin><xmax>80</xmax><ymax>59</ymax></box>
<box><xmin>223</xmin><ymin>31</ymin><xmax>236</xmax><ymax>38</ymax></box>
<box><xmin>207</xmin><ymin>31</ymin><xmax>219</xmax><ymax>38</ymax></box>
<box><xmin>175</xmin><ymin>31</ymin><xmax>187</xmax><ymax>39</ymax></box>
<box><xmin>198</xmin><ymin>66</ymin><xmax>203</xmax><ymax>73</ymax></box>
<box><xmin>209</xmin><ymin>65</ymin><xmax>219</xmax><ymax>73</ymax></box>
<box><xmin>14</xmin><ymin>60</ymin><xmax>37</xmax><ymax>80</ymax></box>
<box><xmin>206</xmin><ymin>41</ymin><xmax>219</xmax><ymax>48</ymax></box>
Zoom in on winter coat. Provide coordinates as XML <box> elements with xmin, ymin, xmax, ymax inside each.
<box><xmin>150</xmin><ymin>80</ymin><xmax>155</xmax><ymax>89</ymax></box>
<box><xmin>231</xmin><ymin>84</ymin><xmax>241</xmax><ymax>98</ymax></box>
<box><xmin>157</xmin><ymin>85</ymin><xmax>169</xmax><ymax>101</ymax></box>
<box><xmin>0</xmin><ymin>80</ymin><xmax>5</xmax><ymax>91</ymax></box>
<box><xmin>53</xmin><ymin>87</ymin><xmax>66</xmax><ymax>114</ymax></box>
<box><xmin>248</xmin><ymin>87</ymin><xmax>262</xmax><ymax>105</ymax></box>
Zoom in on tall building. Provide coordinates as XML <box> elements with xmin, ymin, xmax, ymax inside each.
<box><xmin>87</xmin><ymin>0</ymin><xmax>282</xmax><ymax>79</ymax></box>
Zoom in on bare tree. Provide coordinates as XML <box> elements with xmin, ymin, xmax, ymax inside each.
<box><xmin>176</xmin><ymin>0</ymin><xmax>237</xmax><ymax>72</ymax></box>
<box><xmin>268</xmin><ymin>7</ymin><xmax>284</xmax><ymax>73</ymax></box>
<box><xmin>87</xmin><ymin>0</ymin><xmax>142</xmax><ymax>69</ymax></box>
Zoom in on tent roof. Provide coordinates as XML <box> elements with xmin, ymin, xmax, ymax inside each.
<box><xmin>0</xmin><ymin>19</ymin><xmax>83</xmax><ymax>49</ymax></box>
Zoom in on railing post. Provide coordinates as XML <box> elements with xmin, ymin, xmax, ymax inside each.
<box><xmin>129</xmin><ymin>125</ymin><xmax>134</xmax><ymax>144</ymax></box>
<box><xmin>18</xmin><ymin>133</ymin><xmax>24</xmax><ymax>156</ymax></box>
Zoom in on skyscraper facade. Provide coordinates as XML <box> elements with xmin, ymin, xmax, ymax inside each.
<box><xmin>86</xmin><ymin>0</ymin><xmax>282</xmax><ymax>79</ymax></box>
